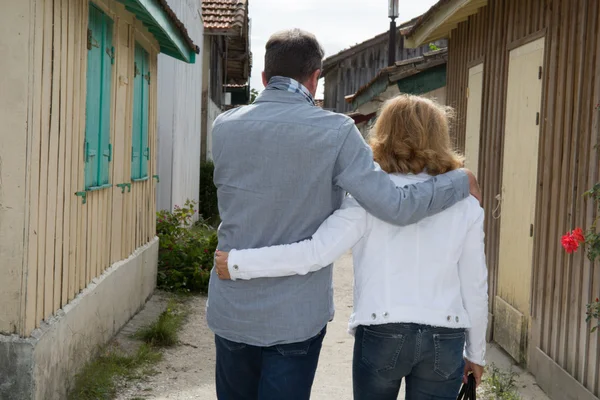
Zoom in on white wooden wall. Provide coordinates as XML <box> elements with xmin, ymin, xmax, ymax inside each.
<box><xmin>157</xmin><ymin>0</ymin><xmax>203</xmax><ymax>212</ymax></box>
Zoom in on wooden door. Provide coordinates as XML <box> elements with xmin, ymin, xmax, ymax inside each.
<box><xmin>464</xmin><ymin>63</ymin><xmax>484</xmax><ymax>178</ymax></box>
<box><xmin>494</xmin><ymin>37</ymin><xmax>545</xmax><ymax>363</ymax></box>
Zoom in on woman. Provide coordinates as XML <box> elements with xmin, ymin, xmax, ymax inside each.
<box><xmin>215</xmin><ymin>95</ymin><xmax>488</xmax><ymax>400</ymax></box>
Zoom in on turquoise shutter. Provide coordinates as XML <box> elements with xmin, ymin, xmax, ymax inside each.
<box><xmin>99</xmin><ymin>13</ymin><xmax>114</xmax><ymax>186</ymax></box>
<box><xmin>131</xmin><ymin>44</ymin><xmax>143</xmax><ymax>180</ymax></box>
<box><xmin>140</xmin><ymin>48</ymin><xmax>150</xmax><ymax>179</ymax></box>
<box><xmin>85</xmin><ymin>6</ymin><xmax>103</xmax><ymax>188</ymax></box>
<box><xmin>131</xmin><ymin>44</ymin><xmax>150</xmax><ymax>180</ymax></box>
<box><xmin>84</xmin><ymin>5</ymin><xmax>113</xmax><ymax>189</ymax></box>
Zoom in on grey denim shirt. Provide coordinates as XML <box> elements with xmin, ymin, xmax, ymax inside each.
<box><xmin>206</xmin><ymin>88</ymin><xmax>469</xmax><ymax>347</ymax></box>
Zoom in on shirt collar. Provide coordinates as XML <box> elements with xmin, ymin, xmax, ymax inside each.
<box><xmin>265</xmin><ymin>76</ymin><xmax>316</xmax><ymax>106</ymax></box>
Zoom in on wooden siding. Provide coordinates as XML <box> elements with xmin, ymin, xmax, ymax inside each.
<box><xmin>323</xmin><ymin>37</ymin><xmax>447</xmax><ymax>113</ymax></box>
<box><xmin>21</xmin><ymin>0</ymin><xmax>158</xmax><ymax>336</ymax></box>
<box><xmin>446</xmin><ymin>0</ymin><xmax>600</xmax><ymax>395</ymax></box>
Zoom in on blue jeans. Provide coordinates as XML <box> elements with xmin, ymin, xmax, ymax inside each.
<box><xmin>353</xmin><ymin>323</ymin><xmax>466</xmax><ymax>400</ymax></box>
<box><xmin>215</xmin><ymin>327</ymin><xmax>326</xmax><ymax>400</ymax></box>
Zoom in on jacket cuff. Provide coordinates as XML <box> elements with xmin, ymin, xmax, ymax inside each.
<box><xmin>227</xmin><ymin>250</ymin><xmax>242</xmax><ymax>281</ymax></box>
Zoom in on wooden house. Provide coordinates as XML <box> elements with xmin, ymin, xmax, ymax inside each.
<box><xmin>0</xmin><ymin>0</ymin><xmax>199</xmax><ymax>398</ymax></box>
<box><xmin>200</xmin><ymin>0</ymin><xmax>251</xmax><ymax>161</ymax></box>
<box><xmin>405</xmin><ymin>0</ymin><xmax>600</xmax><ymax>398</ymax></box>
<box><xmin>345</xmin><ymin>48</ymin><xmax>449</xmax><ymax>137</ymax></box>
<box><xmin>321</xmin><ymin>19</ymin><xmax>447</xmax><ymax>114</ymax></box>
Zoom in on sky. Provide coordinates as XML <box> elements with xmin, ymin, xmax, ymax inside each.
<box><xmin>247</xmin><ymin>0</ymin><xmax>439</xmax><ymax>98</ymax></box>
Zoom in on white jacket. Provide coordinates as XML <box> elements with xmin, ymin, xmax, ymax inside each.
<box><xmin>227</xmin><ymin>173</ymin><xmax>488</xmax><ymax>366</ymax></box>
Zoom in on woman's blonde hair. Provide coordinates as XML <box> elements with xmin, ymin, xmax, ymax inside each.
<box><xmin>369</xmin><ymin>94</ymin><xmax>464</xmax><ymax>176</ymax></box>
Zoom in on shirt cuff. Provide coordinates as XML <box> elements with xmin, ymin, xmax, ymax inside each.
<box><xmin>445</xmin><ymin>169</ymin><xmax>470</xmax><ymax>202</ymax></box>
<box><xmin>227</xmin><ymin>250</ymin><xmax>243</xmax><ymax>281</ymax></box>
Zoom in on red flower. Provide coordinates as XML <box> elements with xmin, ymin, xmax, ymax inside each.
<box><xmin>572</xmin><ymin>227</ymin><xmax>585</xmax><ymax>243</ymax></box>
<box><xmin>561</xmin><ymin>234</ymin><xmax>580</xmax><ymax>254</ymax></box>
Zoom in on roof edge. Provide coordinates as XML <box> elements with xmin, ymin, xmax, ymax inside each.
<box><xmin>405</xmin><ymin>0</ymin><xmax>487</xmax><ymax>48</ymax></box>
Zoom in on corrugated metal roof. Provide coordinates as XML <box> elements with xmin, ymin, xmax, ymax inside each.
<box><xmin>202</xmin><ymin>0</ymin><xmax>248</xmax><ymax>34</ymax></box>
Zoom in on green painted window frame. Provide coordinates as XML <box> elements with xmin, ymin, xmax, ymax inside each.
<box><xmin>131</xmin><ymin>42</ymin><xmax>150</xmax><ymax>181</ymax></box>
<box><xmin>84</xmin><ymin>4</ymin><xmax>114</xmax><ymax>190</ymax></box>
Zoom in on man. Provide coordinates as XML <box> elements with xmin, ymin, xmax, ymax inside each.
<box><xmin>207</xmin><ymin>29</ymin><xmax>481</xmax><ymax>400</ymax></box>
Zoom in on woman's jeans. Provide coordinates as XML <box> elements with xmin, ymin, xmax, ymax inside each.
<box><xmin>353</xmin><ymin>323</ymin><xmax>466</xmax><ymax>400</ymax></box>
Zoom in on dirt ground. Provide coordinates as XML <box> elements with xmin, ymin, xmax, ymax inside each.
<box><xmin>115</xmin><ymin>252</ymin><xmax>548</xmax><ymax>400</ymax></box>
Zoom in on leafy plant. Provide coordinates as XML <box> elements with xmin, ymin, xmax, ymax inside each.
<box><xmin>156</xmin><ymin>200</ymin><xmax>217</xmax><ymax>293</ymax></box>
<box><xmin>586</xmin><ymin>298</ymin><xmax>600</xmax><ymax>333</ymax></box>
<box><xmin>429</xmin><ymin>42</ymin><xmax>440</xmax><ymax>51</ymax></box>
<box><xmin>250</xmin><ymin>88</ymin><xmax>259</xmax><ymax>103</ymax></box>
<box><xmin>561</xmin><ymin>179</ymin><xmax>600</xmax><ymax>332</ymax></box>
<box><xmin>199</xmin><ymin>161</ymin><xmax>220</xmax><ymax>226</ymax></box>
<box><xmin>480</xmin><ymin>364</ymin><xmax>521</xmax><ymax>400</ymax></box>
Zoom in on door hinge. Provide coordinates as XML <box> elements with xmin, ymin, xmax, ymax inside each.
<box><xmin>87</xmin><ymin>29</ymin><xmax>100</xmax><ymax>50</ymax></box>
<box><xmin>536</xmin><ymin>112</ymin><xmax>540</xmax><ymax>126</ymax></box>
<box><xmin>144</xmin><ymin>71</ymin><xmax>151</xmax><ymax>85</ymax></box>
<box><xmin>134</xmin><ymin>62</ymin><xmax>139</xmax><ymax>77</ymax></box>
<box><xmin>538</xmin><ymin>66</ymin><xmax>543</xmax><ymax>80</ymax></box>
<box><xmin>530</xmin><ymin>224</ymin><xmax>534</xmax><ymax>237</ymax></box>
<box><xmin>106</xmin><ymin>46</ymin><xmax>115</xmax><ymax>65</ymax></box>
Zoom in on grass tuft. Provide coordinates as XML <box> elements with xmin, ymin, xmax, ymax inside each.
<box><xmin>67</xmin><ymin>344</ymin><xmax>161</xmax><ymax>400</ymax></box>
<box><xmin>134</xmin><ymin>300</ymin><xmax>186</xmax><ymax>347</ymax></box>
<box><xmin>478</xmin><ymin>363</ymin><xmax>522</xmax><ymax>400</ymax></box>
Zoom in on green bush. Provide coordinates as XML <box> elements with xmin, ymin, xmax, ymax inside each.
<box><xmin>199</xmin><ymin>161</ymin><xmax>220</xmax><ymax>226</ymax></box>
<box><xmin>156</xmin><ymin>200</ymin><xmax>217</xmax><ymax>293</ymax></box>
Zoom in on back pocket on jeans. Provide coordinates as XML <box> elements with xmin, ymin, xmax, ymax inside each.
<box><xmin>433</xmin><ymin>331</ymin><xmax>466</xmax><ymax>379</ymax></box>
<box><xmin>360</xmin><ymin>327</ymin><xmax>405</xmax><ymax>372</ymax></box>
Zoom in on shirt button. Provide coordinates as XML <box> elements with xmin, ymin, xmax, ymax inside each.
<box><xmin>371</xmin><ymin>313</ymin><xmax>377</xmax><ymax>320</ymax></box>
<box><xmin>455</xmin><ymin>316</ymin><xmax>459</xmax><ymax>323</ymax></box>
<box><xmin>383</xmin><ymin>312</ymin><xmax>389</xmax><ymax>318</ymax></box>
<box><xmin>233</xmin><ymin>265</ymin><xmax>239</xmax><ymax>270</ymax></box>
<box><xmin>447</xmin><ymin>316</ymin><xmax>451</xmax><ymax>322</ymax></box>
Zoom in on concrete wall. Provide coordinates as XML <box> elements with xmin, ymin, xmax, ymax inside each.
<box><xmin>0</xmin><ymin>0</ymin><xmax>31</xmax><ymax>334</ymax></box>
<box><xmin>0</xmin><ymin>238</ymin><xmax>158</xmax><ymax>400</ymax></box>
<box><xmin>156</xmin><ymin>0</ymin><xmax>204</xmax><ymax>213</ymax></box>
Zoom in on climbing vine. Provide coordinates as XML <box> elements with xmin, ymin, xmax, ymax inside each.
<box><xmin>562</xmin><ymin>182</ymin><xmax>600</xmax><ymax>332</ymax></box>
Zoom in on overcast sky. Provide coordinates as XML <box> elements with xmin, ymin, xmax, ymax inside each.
<box><xmin>247</xmin><ymin>0</ymin><xmax>439</xmax><ymax>98</ymax></box>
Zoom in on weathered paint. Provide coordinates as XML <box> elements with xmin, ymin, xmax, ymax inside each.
<box><xmin>116</xmin><ymin>0</ymin><xmax>196</xmax><ymax>62</ymax></box>
<box><xmin>463</xmin><ymin>63</ymin><xmax>483</xmax><ymax>177</ymax></box>
<box><xmin>0</xmin><ymin>238</ymin><xmax>158</xmax><ymax>400</ymax></box>
<box><xmin>0</xmin><ymin>0</ymin><xmax>30</xmax><ymax>335</ymax></box>
<box><xmin>396</xmin><ymin>64</ymin><xmax>447</xmax><ymax>96</ymax></box>
<box><xmin>443</xmin><ymin>0</ymin><xmax>600</xmax><ymax>396</ymax></box>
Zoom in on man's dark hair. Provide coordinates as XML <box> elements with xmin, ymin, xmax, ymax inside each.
<box><xmin>264</xmin><ymin>29</ymin><xmax>325</xmax><ymax>83</ymax></box>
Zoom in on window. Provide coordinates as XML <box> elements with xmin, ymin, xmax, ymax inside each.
<box><xmin>131</xmin><ymin>43</ymin><xmax>150</xmax><ymax>181</ymax></box>
<box><xmin>84</xmin><ymin>4</ymin><xmax>114</xmax><ymax>190</ymax></box>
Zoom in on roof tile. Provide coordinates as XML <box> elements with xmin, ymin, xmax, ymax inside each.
<box><xmin>202</xmin><ymin>0</ymin><xmax>248</xmax><ymax>33</ymax></box>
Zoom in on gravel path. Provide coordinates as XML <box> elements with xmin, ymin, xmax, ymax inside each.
<box><xmin>116</xmin><ymin>252</ymin><xmax>367</xmax><ymax>400</ymax></box>
<box><xmin>115</xmin><ymin>251</ymin><xmax>548</xmax><ymax>400</ymax></box>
